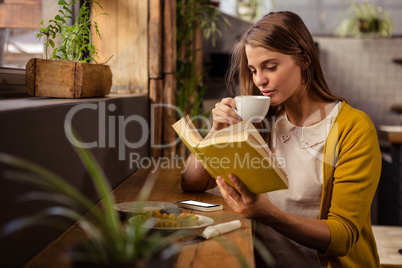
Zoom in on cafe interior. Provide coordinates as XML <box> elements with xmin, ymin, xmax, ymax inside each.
<box><xmin>1</xmin><ymin>0</ymin><xmax>402</xmax><ymax>267</ymax></box>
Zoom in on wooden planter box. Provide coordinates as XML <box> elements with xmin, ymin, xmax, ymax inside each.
<box><xmin>26</xmin><ymin>58</ymin><xmax>112</xmax><ymax>98</ymax></box>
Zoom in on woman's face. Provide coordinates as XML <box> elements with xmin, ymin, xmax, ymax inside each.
<box><xmin>245</xmin><ymin>45</ymin><xmax>304</xmax><ymax>106</ymax></box>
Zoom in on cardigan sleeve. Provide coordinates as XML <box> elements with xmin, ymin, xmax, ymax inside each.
<box><xmin>321</xmin><ymin>120</ymin><xmax>381</xmax><ymax>256</ymax></box>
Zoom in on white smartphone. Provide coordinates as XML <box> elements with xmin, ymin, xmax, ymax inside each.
<box><xmin>175</xmin><ymin>200</ymin><xmax>223</xmax><ymax>212</ymax></box>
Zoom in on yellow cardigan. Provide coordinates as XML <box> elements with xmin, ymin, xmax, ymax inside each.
<box><xmin>181</xmin><ymin>102</ymin><xmax>381</xmax><ymax>267</ymax></box>
<box><xmin>318</xmin><ymin>102</ymin><xmax>381</xmax><ymax>267</ymax></box>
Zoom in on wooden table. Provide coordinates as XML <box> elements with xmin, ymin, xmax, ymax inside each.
<box><xmin>23</xmin><ymin>161</ymin><xmax>255</xmax><ymax>268</ymax></box>
<box><xmin>379</xmin><ymin>125</ymin><xmax>402</xmax><ymax>144</ymax></box>
<box><xmin>372</xmin><ymin>225</ymin><xmax>402</xmax><ymax>268</ymax></box>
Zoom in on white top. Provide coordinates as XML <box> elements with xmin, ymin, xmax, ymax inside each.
<box><xmin>257</xmin><ymin>101</ymin><xmax>342</xmax><ymax>267</ymax></box>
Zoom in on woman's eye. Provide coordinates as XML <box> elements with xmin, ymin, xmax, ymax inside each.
<box><xmin>250</xmin><ymin>70</ymin><xmax>256</xmax><ymax>75</ymax></box>
<box><xmin>266</xmin><ymin>66</ymin><xmax>277</xmax><ymax>71</ymax></box>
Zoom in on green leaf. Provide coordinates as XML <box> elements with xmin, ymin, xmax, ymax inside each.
<box><xmin>67</xmin><ymin>130</ymin><xmax>120</xmax><ymax>235</ymax></box>
<box><xmin>92</xmin><ymin>1</ymin><xmax>104</xmax><ymax>11</ymax></box>
<box><xmin>2</xmin><ymin>210</ymin><xmax>71</xmax><ymax>236</ymax></box>
<box><xmin>55</xmin><ymin>15</ymin><xmax>66</xmax><ymax>24</ymax></box>
<box><xmin>63</xmin><ymin>5</ymin><xmax>73</xmax><ymax>14</ymax></box>
<box><xmin>36</xmin><ymin>0</ymin><xmax>107</xmax><ymax>63</ymax></box>
<box><xmin>48</xmin><ymin>39</ymin><xmax>55</xmax><ymax>48</ymax></box>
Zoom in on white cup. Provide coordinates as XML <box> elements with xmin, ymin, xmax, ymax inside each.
<box><xmin>233</xmin><ymin>96</ymin><xmax>270</xmax><ymax>123</ymax></box>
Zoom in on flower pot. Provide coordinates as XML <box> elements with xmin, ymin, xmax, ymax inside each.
<box><xmin>358</xmin><ymin>18</ymin><xmax>380</xmax><ymax>33</ymax></box>
<box><xmin>25</xmin><ymin>58</ymin><xmax>112</xmax><ymax>98</ymax></box>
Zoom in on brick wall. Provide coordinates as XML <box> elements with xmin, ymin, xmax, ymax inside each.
<box><xmin>314</xmin><ymin>36</ymin><xmax>402</xmax><ymax>129</ymax></box>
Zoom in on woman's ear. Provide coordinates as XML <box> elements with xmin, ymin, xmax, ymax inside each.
<box><xmin>302</xmin><ymin>53</ymin><xmax>311</xmax><ymax>70</ymax></box>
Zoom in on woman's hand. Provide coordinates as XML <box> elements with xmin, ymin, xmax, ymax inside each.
<box><xmin>217</xmin><ymin>174</ymin><xmax>331</xmax><ymax>252</ymax></box>
<box><xmin>211</xmin><ymin>97</ymin><xmax>241</xmax><ymax>131</ymax></box>
<box><xmin>216</xmin><ymin>174</ymin><xmax>271</xmax><ymax>219</ymax></box>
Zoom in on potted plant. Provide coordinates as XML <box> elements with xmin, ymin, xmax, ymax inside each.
<box><xmin>335</xmin><ymin>1</ymin><xmax>393</xmax><ymax>37</ymax></box>
<box><xmin>26</xmin><ymin>0</ymin><xmax>112</xmax><ymax>98</ymax></box>
<box><xmin>237</xmin><ymin>0</ymin><xmax>257</xmax><ymax>21</ymax></box>
<box><xmin>0</xmin><ymin>125</ymin><xmax>275</xmax><ymax>267</ymax></box>
<box><xmin>0</xmin><ymin>133</ymin><xmax>179</xmax><ymax>267</ymax></box>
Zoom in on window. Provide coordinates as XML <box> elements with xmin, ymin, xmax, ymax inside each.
<box><xmin>0</xmin><ymin>0</ymin><xmax>80</xmax><ymax>99</ymax></box>
<box><xmin>1</xmin><ymin>28</ymin><xmax>43</xmax><ymax>68</ymax></box>
<box><xmin>0</xmin><ymin>0</ymin><xmax>43</xmax><ymax>68</ymax></box>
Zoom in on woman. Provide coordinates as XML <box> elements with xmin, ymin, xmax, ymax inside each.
<box><xmin>181</xmin><ymin>11</ymin><xmax>381</xmax><ymax>267</ymax></box>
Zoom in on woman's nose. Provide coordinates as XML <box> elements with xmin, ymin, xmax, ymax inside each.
<box><xmin>254</xmin><ymin>72</ymin><xmax>268</xmax><ymax>87</ymax></box>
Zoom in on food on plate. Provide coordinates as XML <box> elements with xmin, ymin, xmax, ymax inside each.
<box><xmin>140</xmin><ymin>208</ymin><xmax>200</xmax><ymax>228</ymax></box>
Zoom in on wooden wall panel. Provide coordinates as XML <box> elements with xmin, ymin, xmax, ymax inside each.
<box><xmin>162</xmin><ymin>0</ymin><xmax>177</xmax><ymax>157</ymax></box>
<box><xmin>163</xmin><ymin>0</ymin><xmax>176</xmax><ymax>74</ymax></box>
<box><xmin>92</xmin><ymin>0</ymin><xmax>178</xmax><ymax>157</ymax></box>
<box><xmin>92</xmin><ymin>0</ymin><xmax>148</xmax><ymax>94</ymax></box>
<box><xmin>149</xmin><ymin>0</ymin><xmax>163</xmax><ymax>79</ymax></box>
<box><xmin>0</xmin><ymin>3</ymin><xmax>42</xmax><ymax>28</ymax></box>
<box><xmin>149</xmin><ymin>78</ymin><xmax>163</xmax><ymax>158</ymax></box>
<box><xmin>163</xmin><ymin>73</ymin><xmax>177</xmax><ymax>157</ymax></box>
<box><xmin>91</xmin><ymin>1</ymin><xmax>117</xmax><ymax>66</ymax></box>
<box><xmin>117</xmin><ymin>0</ymin><xmax>148</xmax><ymax>93</ymax></box>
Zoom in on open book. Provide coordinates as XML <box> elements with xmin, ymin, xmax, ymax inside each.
<box><xmin>172</xmin><ymin>116</ymin><xmax>288</xmax><ymax>194</ymax></box>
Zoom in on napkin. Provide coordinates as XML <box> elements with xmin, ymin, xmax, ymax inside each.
<box><xmin>202</xmin><ymin>220</ymin><xmax>242</xmax><ymax>239</ymax></box>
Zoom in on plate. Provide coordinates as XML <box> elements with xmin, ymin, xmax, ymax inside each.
<box><xmin>114</xmin><ymin>201</ymin><xmax>177</xmax><ymax>214</ymax></box>
<box><xmin>128</xmin><ymin>215</ymin><xmax>214</xmax><ymax>231</ymax></box>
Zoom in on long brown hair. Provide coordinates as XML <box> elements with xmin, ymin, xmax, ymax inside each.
<box><xmin>226</xmin><ymin>11</ymin><xmax>343</xmax><ymax>143</ymax></box>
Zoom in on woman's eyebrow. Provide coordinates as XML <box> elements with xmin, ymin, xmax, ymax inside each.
<box><xmin>247</xmin><ymin>59</ymin><xmax>278</xmax><ymax>68</ymax></box>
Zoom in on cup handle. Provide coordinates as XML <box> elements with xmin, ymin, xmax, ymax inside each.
<box><xmin>231</xmin><ymin>107</ymin><xmax>242</xmax><ymax>118</ymax></box>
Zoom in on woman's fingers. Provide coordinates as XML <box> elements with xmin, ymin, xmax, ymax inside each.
<box><xmin>230</xmin><ymin>174</ymin><xmax>260</xmax><ymax>208</ymax></box>
<box><xmin>216</xmin><ymin>177</ymin><xmax>240</xmax><ymax>206</ymax></box>
<box><xmin>212</xmin><ymin>98</ymin><xmax>241</xmax><ymax>129</ymax></box>
<box><xmin>217</xmin><ymin>176</ymin><xmax>234</xmax><ymax>198</ymax></box>
<box><xmin>213</xmin><ymin>105</ymin><xmax>237</xmax><ymax>123</ymax></box>
<box><xmin>221</xmin><ymin>97</ymin><xmax>237</xmax><ymax>110</ymax></box>
<box><xmin>228</xmin><ymin>174</ymin><xmax>254</xmax><ymax>199</ymax></box>
<box><xmin>218</xmin><ymin>175</ymin><xmax>270</xmax><ymax>219</ymax></box>
<box><xmin>216</xmin><ymin>175</ymin><xmax>255</xmax><ymax>216</ymax></box>
<box><xmin>219</xmin><ymin>98</ymin><xmax>239</xmax><ymax>118</ymax></box>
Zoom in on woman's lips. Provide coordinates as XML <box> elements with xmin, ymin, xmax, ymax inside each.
<box><xmin>262</xmin><ymin>90</ymin><xmax>275</xmax><ymax>97</ymax></box>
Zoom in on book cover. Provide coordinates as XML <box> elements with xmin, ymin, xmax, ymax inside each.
<box><xmin>172</xmin><ymin>115</ymin><xmax>288</xmax><ymax>194</ymax></box>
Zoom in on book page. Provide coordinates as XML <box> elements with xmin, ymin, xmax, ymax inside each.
<box><xmin>172</xmin><ymin>115</ymin><xmax>203</xmax><ymax>148</ymax></box>
<box><xmin>184</xmin><ymin>115</ymin><xmax>203</xmax><ymax>145</ymax></box>
<box><xmin>198</xmin><ymin>121</ymin><xmax>250</xmax><ymax>147</ymax></box>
